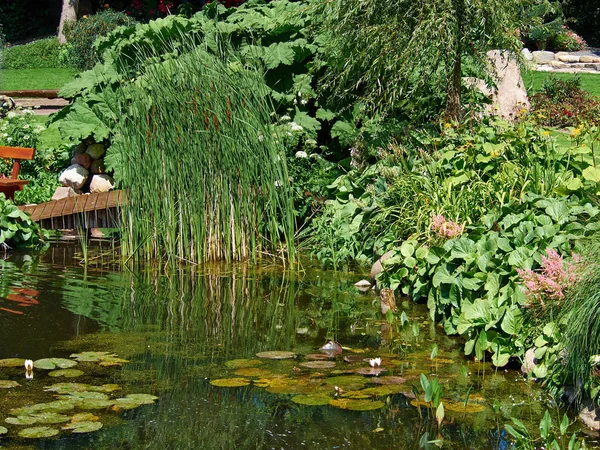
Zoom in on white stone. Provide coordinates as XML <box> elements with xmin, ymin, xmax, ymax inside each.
<box><xmin>89</xmin><ymin>174</ymin><xmax>115</xmax><ymax>193</ymax></box>
<box><xmin>579</xmin><ymin>404</ymin><xmax>600</xmax><ymax>431</ymax></box>
<box><xmin>51</xmin><ymin>186</ymin><xmax>80</xmax><ymax>201</ymax></box>
<box><xmin>521</xmin><ymin>48</ymin><xmax>534</xmax><ymax>61</ymax></box>
<box><xmin>550</xmin><ymin>60</ymin><xmax>566</xmax><ymax>68</ymax></box>
<box><xmin>532</xmin><ymin>50</ymin><xmax>555</xmax><ymax>64</ymax></box>
<box><xmin>580</xmin><ymin>55</ymin><xmax>600</xmax><ymax>64</ymax></box>
<box><xmin>59</xmin><ymin>164</ymin><xmax>89</xmax><ymax>190</ymax></box>
<box><xmin>484</xmin><ymin>50</ymin><xmax>530</xmax><ymax>121</ymax></box>
<box><xmin>86</xmin><ymin>143</ymin><xmax>105</xmax><ymax>160</ymax></box>
<box><xmin>354</xmin><ymin>279</ymin><xmax>372</xmax><ymax>288</ymax></box>
<box><xmin>557</xmin><ymin>54</ymin><xmax>580</xmax><ymax>63</ymax></box>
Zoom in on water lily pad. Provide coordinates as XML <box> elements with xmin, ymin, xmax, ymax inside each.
<box><xmin>224</xmin><ymin>359</ymin><xmax>263</xmax><ymax>369</ymax></box>
<box><xmin>63</xmin><ymin>421</ymin><xmax>103</xmax><ymax>433</ymax></box>
<box><xmin>329</xmin><ymin>398</ymin><xmax>385</xmax><ymax>411</ymax></box>
<box><xmin>122</xmin><ymin>394</ymin><xmax>159</xmax><ymax>404</ymax></box>
<box><xmin>0</xmin><ymin>358</ymin><xmax>25</xmax><ymax>367</ymax></box>
<box><xmin>355</xmin><ymin>367</ymin><xmax>386</xmax><ymax>376</ymax></box>
<box><xmin>299</xmin><ymin>361</ymin><xmax>336</xmax><ymax>369</ymax></box>
<box><xmin>344</xmin><ymin>385</ymin><xmax>406</xmax><ymax>398</ymax></box>
<box><xmin>6</xmin><ymin>416</ymin><xmax>38</xmax><ymax>425</ymax></box>
<box><xmin>325</xmin><ymin>376</ymin><xmax>367</xmax><ymax>387</ymax></box>
<box><xmin>256</xmin><ymin>351</ymin><xmax>296</xmax><ymax>360</ymax></box>
<box><xmin>10</xmin><ymin>400</ymin><xmax>76</xmax><ymax>416</ymax></box>
<box><xmin>291</xmin><ymin>393</ymin><xmax>332</xmax><ymax>406</ymax></box>
<box><xmin>77</xmin><ymin>399</ymin><xmax>115</xmax><ymax>410</ymax></box>
<box><xmin>304</xmin><ymin>354</ymin><xmax>334</xmax><ymax>361</ymax></box>
<box><xmin>60</xmin><ymin>391</ymin><xmax>109</xmax><ymax>401</ymax></box>
<box><xmin>234</xmin><ymin>368</ymin><xmax>271</xmax><ymax>377</ymax></box>
<box><xmin>210</xmin><ymin>378</ymin><xmax>251</xmax><ymax>387</ymax></box>
<box><xmin>94</xmin><ymin>384</ymin><xmax>122</xmax><ymax>393</ymax></box>
<box><xmin>370</xmin><ymin>376</ymin><xmax>407</xmax><ymax>385</ymax></box>
<box><xmin>343</xmin><ymin>355</ymin><xmax>364</xmax><ymax>364</ymax></box>
<box><xmin>49</xmin><ymin>369</ymin><xmax>84</xmax><ymax>378</ymax></box>
<box><xmin>34</xmin><ymin>358</ymin><xmax>77</xmax><ymax>370</ymax></box>
<box><xmin>44</xmin><ymin>383</ymin><xmax>92</xmax><ymax>394</ymax></box>
<box><xmin>18</xmin><ymin>426</ymin><xmax>59</xmax><ymax>438</ymax></box>
<box><xmin>70</xmin><ymin>413</ymin><xmax>99</xmax><ymax>423</ymax></box>
<box><xmin>0</xmin><ymin>426</ymin><xmax>7</xmax><ymax>435</ymax></box>
<box><xmin>0</xmin><ymin>380</ymin><xmax>20</xmax><ymax>388</ymax></box>
<box><xmin>99</xmin><ymin>357</ymin><xmax>130</xmax><ymax>367</ymax></box>
<box><xmin>409</xmin><ymin>399</ymin><xmax>485</xmax><ymax>413</ymax></box>
<box><xmin>69</xmin><ymin>351</ymin><xmax>117</xmax><ymax>362</ymax></box>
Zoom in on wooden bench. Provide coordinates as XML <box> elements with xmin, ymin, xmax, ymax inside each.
<box><xmin>0</xmin><ymin>146</ymin><xmax>35</xmax><ymax>201</ymax></box>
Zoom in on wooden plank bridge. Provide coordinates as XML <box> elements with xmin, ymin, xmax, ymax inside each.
<box><xmin>18</xmin><ymin>190</ymin><xmax>127</xmax><ymax>230</ymax></box>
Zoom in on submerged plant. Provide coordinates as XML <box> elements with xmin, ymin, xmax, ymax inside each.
<box><xmin>108</xmin><ymin>39</ymin><xmax>295</xmax><ymax>264</ymax></box>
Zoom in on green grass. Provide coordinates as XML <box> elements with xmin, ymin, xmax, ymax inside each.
<box><xmin>0</xmin><ymin>68</ymin><xmax>79</xmax><ymax>90</ymax></box>
<box><xmin>522</xmin><ymin>70</ymin><xmax>600</xmax><ymax>98</ymax></box>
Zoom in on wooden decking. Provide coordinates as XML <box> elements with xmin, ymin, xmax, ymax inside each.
<box><xmin>19</xmin><ymin>190</ymin><xmax>126</xmax><ymax>230</ymax></box>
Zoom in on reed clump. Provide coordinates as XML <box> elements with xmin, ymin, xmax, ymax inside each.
<box><xmin>109</xmin><ymin>42</ymin><xmax>295</xmax><ymax>264</ymax></box>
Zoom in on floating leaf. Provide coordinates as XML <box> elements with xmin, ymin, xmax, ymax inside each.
<box><xmin>18</xmin><ymin>426</ymin><xmax>59</xmax><ymax>438</ymax></box>
<box><xmin>69</xmin><ymin>351</ymin><xmax>116</xmax><ymax>362</ymax></box>
<box><xmin>44</xmin><ymin>383</ymin><xmax>92</xmax><ymax>394</ymax></box>
<box><xmin>63</xmin><ymin>421</ymin><xmax>103</xmax><ymax>433</ymax></box>
<box><xmin>49</xmin><ymin>369</ymin><xmax>84</xmax><ymax>378</ymax></box>
<box><xmin>0</xmin><ymin>358</ymin><xmax>25</xmax><ymax>367</ymax></box>
<box><xmin>34</xmin><ymin>358</ymin><xmax>77</xmax><ymax>370</ymax></box>
<box><xmin>70</xmin><ymin>413</ymin><xmax>99</xmax><ymax>423</ymax></box>
<box><xmin>210</xmin><ymin>378</ymin><xmax>251</xmax><ymax>387</ymax></box>
<box><xmin>305</xmin><ymin>354</ymin><xmax>334</xmax><ymax>361</ymax></box>
<box><xmin>234</xmin><ymin>368</ymin><xmax>271</xmax><ymax>377</ymax></box>
<box><xmin>0</xmin><ymin>380</ymin><xmax>20</xmax><ymax>388</ymax></box>
<box><xmin>291</xmin><ymin>394</ymin><xmax>332</xmax><ymax>406</ymax></box>
<box><xmin>355</xmin><ymin>368</ymin><xmax>386</xmax><ymax>376</ymax></box>
<box><xmin>98</xmin><ymin>357</ymin><xmax>129</xmax><ymax>367</ymax></box>
<box><xmin>94</xmin><ymin>384</ymin><xmax>122</xmax><ymax>393</ymax></box>
<box><xmin>329</xmin><ymin>398</ymin><xmax>385</xmax><ymax>411</ymax></box>
<box><xmin>370</xmin><ymin>376</ymin><xmax>407</xmax><ymax>385</ymax></box>
<box><xmin>256</xmin><ymin>351</ymin><xmax>296</xmax><ymax>360</ymax></box>
<box><xmin>299</xmin><ymin>361</ymin><xmax>336</xmax><ymax>369</ymax></box>
<box><xmin>27</xmin><ymin>413</ymin><xmax>70</xmax><ymax>425</ymax></box>
<box><xmin>325</xmin><ymin>376</ymin><xmax>367</xmax><ymax>387</ymax></box>
<box><xmin>121</xmin><ymin>394</ymin><xmax>158</xmax><ymax>404</ymax></box>
<box><xmin>6</xmin><ymin>416</ymin><xmax>38</xmax><ymax>425</ymax></box>
<box><xmin>0</xmin><ymin>426</ymin><xmax>6</xmax><ymax>435</ymax></box>
<box><xmin>59</xmin><ymin>392</ymin><xmax>110</xmax><ymax>401</ymax></box>
<box><xmin>224</xmin><ymin>359</ymin><xmax>263</xmax><ymax>369</ymax></box>
<box><xmin>76</xmin><ymin>399</ymin><xmax>115</xmax><ymax>410</ymax></box>
<box><xmin>343</xmin><ymin>355</ymin><xmax>364</xmax><ymax>364</ymax></box>
<box><xmin>10</xmin><ymin>400</ymin><xmax>75</xmax><ymax>415</ymax></box>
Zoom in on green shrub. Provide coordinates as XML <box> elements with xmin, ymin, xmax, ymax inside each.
<box><xmin>530</xmin><ymin>76</ymin><xmax>600</xmax><ymax>127</ymax></box>
<box><xmin>63</xmin><ymin>10</ymin><xmax>135</xmax><ymax>71</ymax></box>
<box><xmin>3</xmin><ymin>38</ymin><xmax>69</xmax><ymax>69</ymax></box>
<box><xmin>0</xmin><ymin>194</ymin><xmax>46</xmax><ymax>250</ymax></box>
<box><xmin>0</xmin><ymin>111</ymin><xmax>69</xmax><ymax>204</ymax></box>
<box><xmin>549</xmin><ymin>25</ymin><xmax>587</xmax><ymax>51</ymax></box>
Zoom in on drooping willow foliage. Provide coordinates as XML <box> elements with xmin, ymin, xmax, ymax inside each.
<box><xmin>109</xmin><ymin>41</ymin><xmax>295</xmax><ymax>264</ymax></box>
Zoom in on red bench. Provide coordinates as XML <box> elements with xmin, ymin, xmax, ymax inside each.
<box><xmin>0</xmin><ymin>146</ymin><xmax>35</xmax><ymax>201</ymax></box>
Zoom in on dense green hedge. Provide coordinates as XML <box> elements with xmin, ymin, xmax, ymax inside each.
<box><xmin>2</xmin><ymin>37</ymin><xmax>69</xmax><ymax>69</ymax></box>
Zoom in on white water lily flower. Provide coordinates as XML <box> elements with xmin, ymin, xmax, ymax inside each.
<box><xmin>369</xmin><ymin>357</ymin><xmax>382</xmax><ymax>368</ymax></box>
<box><xmin>24</xmin><ymin>359</ymin><xmax>33</xmax><ymax>379</ymax></box>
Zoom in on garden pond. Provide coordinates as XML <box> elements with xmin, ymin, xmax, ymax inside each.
<box><xmin>0</xmin><ymin>241</ymin><xmax>597</xmax><ymax>449</ymax></box>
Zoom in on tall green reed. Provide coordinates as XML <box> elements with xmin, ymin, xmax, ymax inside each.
<box><xmin>107</xmin><ymin>39</ymin><xmax>295</xmax><ymax>264</ymax></box>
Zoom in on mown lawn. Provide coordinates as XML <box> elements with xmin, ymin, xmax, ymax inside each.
<box><xmin>522</xmin><ymin>70</ymin><xmax>600</xmax><ymax>98</ymax></box>
<box><xmin>0</xmin><ymin>68</ymin><xmax>78</xmax><ymax>90</ymax></box>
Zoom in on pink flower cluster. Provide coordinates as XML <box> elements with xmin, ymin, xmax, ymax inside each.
<box><xmin>431</xmin><ymin>214</ymin><xmax>464</xmax><ymax>238</ymax></box>
<box><xmin>516</xmin><ymin>248</ymin><xmax>583</xmax><ymax>307</ymax></box>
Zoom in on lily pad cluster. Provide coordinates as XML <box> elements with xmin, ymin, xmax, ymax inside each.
<box><xmin>208</xmin><ymin>346</ymin><xmax>481</xmax><ymax>414</ymax></box>
<box><xmin>0</xmin><ymin>352</ymin><xmax>156</xmax><ymax>441</ymax></box>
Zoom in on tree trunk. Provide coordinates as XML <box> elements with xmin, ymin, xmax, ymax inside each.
<box><xmin>58</xmin><ymin>0</ymin><xmax>79</xmax><ymax>44</ymax></box>
<box><xmin>446</xmin><ymin>52</ymin><xmax>462</xmax><ymax>121</ymax></box>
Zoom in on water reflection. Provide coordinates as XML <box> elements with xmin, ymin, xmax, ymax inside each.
<box><xmin>0</xmin><ymin>248</ymin><xmax>567</xmax><ymax>449</ymax></box>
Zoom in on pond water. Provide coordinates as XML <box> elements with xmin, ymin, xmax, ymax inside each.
<box><xmin>0</xmin><ymin>242</ymin><xmax>596</xmax><ymax>449</ymax></box>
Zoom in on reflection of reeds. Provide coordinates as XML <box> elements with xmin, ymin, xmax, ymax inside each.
<box><xmin>107</xmin><ymin>38</ymin><xmax>294</xmax><ymax>265</ymax></box>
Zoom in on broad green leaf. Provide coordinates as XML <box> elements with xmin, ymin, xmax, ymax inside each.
<box><xmin>501</xmin><ymin>308</ymin><xmax>523</xmax><ymax>335</ymax></box>
<box><xmin>583</xmin><ymin>166</ymin><xmax>600</xmax><ymax>183</ymax></box>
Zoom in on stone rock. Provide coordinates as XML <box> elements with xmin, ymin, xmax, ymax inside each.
<box><xmin>521</xmin><ymin>348</ymin><xmax>537</xmax><ymax>374</ymax></box>
<box><xmin>550</xmin><ymin>60</ymin><xmax>567</xmax><ymax>68</ymax></box>
<box><xmin>521</xmin><ymin>48</ymin><xmax>534</xmax><ymax>61</ymax></box>
<box><xmin>354</xmin><ymin>279</ymin><xmax>372</xmax><ymax>288</ymax></box>
<box><xmin>71</xmin><ymin>152</ymin><xmax>92</xmax><ymax>169</ymax></box>
<box><xmin>484</xmin><ymin>50</ymin><xmax>530</xmax><ymax>120</ymax></box>
<box><xmin>557</xmin><ymin>53</ymin><xmax>580</xmax><ymax>63</ymax></box>
<box><xmin>72</xmin><ymin>143</ymin><xmax>86</xmax><ymax>156</ymax></box>
<box><xmin>580</xmin><ymin>55</ymin><xmax>600</xmax><ymax>64</ymax></box>
<box><xmin>90</xmin><ymin>159</ymin><xmax>105</xmax><ymax>174</ymax></box>
<box><xmin>59</xmin><ymin>164</ymin><xmax>89</xmax><ymax>190</ymax></box>
<box><xmin>370</xmin><ymin>250</ymin><xmax>396</xmax><ymax>280</ymax></box>
<box><xmin>89</xmin><ymin>174</ymin><xmax>115</xmax><ymax>193</ymax></box>
<box><xmin>86</xmin><ymin>143</ymin><xmax>105</xmax><ymax>160</ymax></box>
<box><xmin>532</xmin><ymin>50</ymin><xmax>555</xmax><ymax>64</ymax></box>
<box><xmin>51</xmin><ymin>186</ymin><xmax>80</xmax><ymax>201</ymax></box>
<box><xmin>579</xmin><ymin>403</ymin><xmax>600</xmax><ymax>431</ymax></box>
